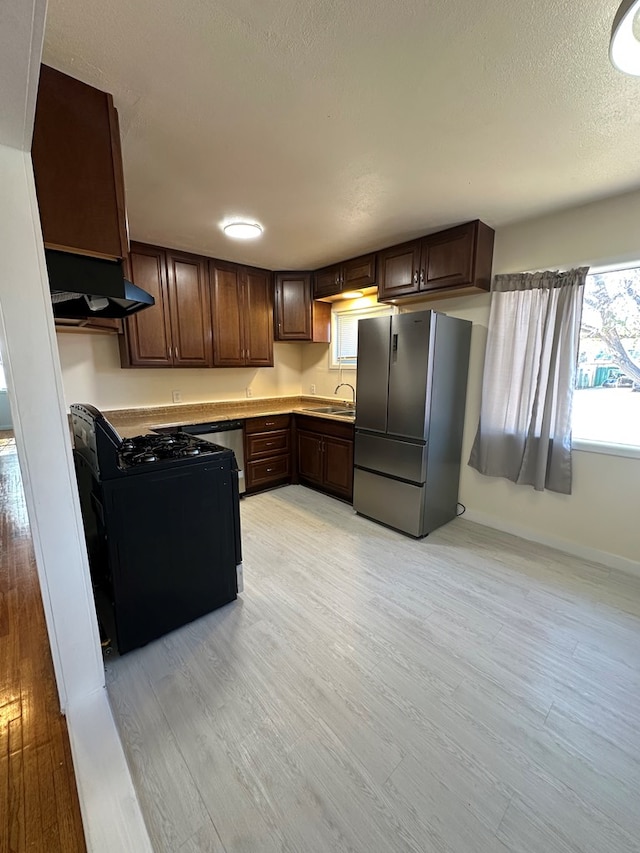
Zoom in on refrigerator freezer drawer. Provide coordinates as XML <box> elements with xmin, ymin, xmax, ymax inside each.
<box><xmin>353</xmin><ymin>468</ymin><xmax>426</xmax><ymax>537</ymax></box>
<box><xmin>354</xmin><ymin>432</ymin><xmax>427</xmax><ymax>484</ymax></box>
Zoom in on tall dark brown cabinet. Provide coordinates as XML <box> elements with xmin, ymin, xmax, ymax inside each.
<box><xmin>209</xmin><ymin>262</ymin><xmax>274</xmax><ymax>367</ymax></box>
<box><xmin>119</xmin><ymin>243</ymin><xmax>212</xmax><ymax>367</ymax></box>
<box><xmin>32</xmin><ymin>65</ymin><xmax>129</xmax><ymax>262</ymax></box>
<box><xmin>274</xmin><ymin>273</ymin><xmax>330</xmax><ymax>342</ymax></box>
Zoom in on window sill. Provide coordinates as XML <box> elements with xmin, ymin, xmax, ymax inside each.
<box><xmin>572</xmin><ymin>438</ymin><xmax>640</xmax><ymax>460</ymax></box>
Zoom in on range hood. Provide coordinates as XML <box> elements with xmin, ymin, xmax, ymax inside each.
<box><xmin>46</xmin><ymin>249</ymin><xmax>155</xmax><ymax>319</ymax></box>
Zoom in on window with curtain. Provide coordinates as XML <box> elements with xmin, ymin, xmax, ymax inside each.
<box><xmin>469</xmin><ymin>268</ymin><xmax>589</xmax><ymax>494</ymax></box>
<box><xmin>330</xmin><ymin>304</ymin><xmax>394</xmax><ymax>369</ymax></box>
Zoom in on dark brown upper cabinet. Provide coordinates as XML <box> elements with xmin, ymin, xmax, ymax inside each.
<box><xmin>119</xmin><ymin>243</ymin><xmax>212</xmax><ymax>368</ymax></box>
<box><xmin>377</xmin><ymin>220</ymin><xmax>494</xmax><ymax>302</ymax></box>
<box><xmin>313</xmin><ymin>253</ymin><xmax>377</xmax><ymax>300</ymax></box>
<box><xmin>274</xmin><ymin>273</ymin><xmax>330</xmax><ymax>342</ymax></box>
<box><xmin>210</xmin><ymin>262</ymin><xmax>274</xmax><ymax>367</ymax></box>
<box><xmin>32</xmin><ymin>65</ymin><xmax>129</xmax><ymax>261</ymax></box>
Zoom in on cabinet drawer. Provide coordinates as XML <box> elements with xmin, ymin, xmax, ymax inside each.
<box><xmin>245</xmin><ymin>414</ymin><xmax>291</xmax><ymax>433</ymax></box>
<box><xmin>246</xmin><ymin>454</ymin><xmax>291</xmax><ymax>489</ymax></box>
<box><xmin>246</xmin><ymin>429</ymin><xmax>290</xmax><ymax>460</ymax></box>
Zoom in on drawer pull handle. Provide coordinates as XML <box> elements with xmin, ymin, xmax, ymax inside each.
<box><xmin>266</xmin><ymin>467</ymin><xmax>273</xmax><ymax>472</ymax></box>
<box><xmin>266</xmin><ymin>421</ymin><xmax>275</xmax><ymax>425</ymax></box>
<box><xmin>266</xmin><ymin>442</ymin><xmax>273</xmax><ymax>446</ymax></box>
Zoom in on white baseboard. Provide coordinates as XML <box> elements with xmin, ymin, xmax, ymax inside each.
<box><xmin>66</xmin><ymin>688</ymin><xmax>153</xmax><ymax>853</ymax></box>
<box><xmin>462</xmin><ymin>509</ymin><xmax>640</xmax><ymax>579</ymax></box>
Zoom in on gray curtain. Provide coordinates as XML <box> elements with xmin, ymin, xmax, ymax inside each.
<box><xmin>469</xmin><ymin>268</ymin><xmax>588</xmax><ymax>494</ymax></box>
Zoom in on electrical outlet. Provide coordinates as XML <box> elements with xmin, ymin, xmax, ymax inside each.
<box><xmin>246</xmin><ymin>387</ymin><xmax>253</xmax><ymax>398</ymax></box>
<box><xmin>172</xmin><ymin>390</ymin><xmax>182</xmax><ymax>403</ymax></box>
<box><xmin>310</xmin><ymin>384</ymin><xmax>316</xmax><ymax>395</ymax></box>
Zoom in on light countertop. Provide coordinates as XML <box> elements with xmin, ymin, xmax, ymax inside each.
<box><xmin>101</xmin><ymin>395</ymin><xmax>355</xmax><ymax>437</ymax></box>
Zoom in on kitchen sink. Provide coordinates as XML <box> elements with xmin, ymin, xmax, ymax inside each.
<box><xmin>302</xmin><ymin>406</ymin><xmax>356</xmax><ymax>418</ymax></box>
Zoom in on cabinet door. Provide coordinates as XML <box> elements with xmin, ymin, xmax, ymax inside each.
<box><xmin>32</xmin><ymin>65</ymin><xmax>128</xmax><ymax>260</ymax></box>
<box><xmin>343</xmin><ymin>253</ymin><xmax>377</xmax><ymax>290</ymax></box>
<box><xmin>323</xmin><ymin>435</ymin><xmax>354</xmax><ymax>500</ymax></box>
<box><xmin>275</xmin><ymin>273</ymin><xmax>312</xmax><ymax>340</ymax></box>
<box><xmin>421</xmin><ymin>222</ymin><xmax>474</xmax><ymax>292</ymax></box>
<box><xmin>243</xmin><ymin>267</ymin><xmax>274</xmax><ymax>367</ymax></box>
<box><xmin>313</xmin><ymin>265</ymin><xmax>342</xmax><ymax>299</ymax></box>
<box><xmin>166</xmin><ymin>251</ymin><xmax>212</xmax><ymax>367</ymax></box>
<box><xmin>121</xmin><ymin>244</ymin><xmax>173</xmax><ymax>366</ymax></box>
<box><xmin>297</xmin><ymin>431</ymin><xmax>323</xmax><ymax>484</ymax></box>
<box><xmin>377</xmin><ymin>241</ymin><xmax>421</xmax><ymax>300</ymax></box>
<box><xmin>210</xmin><ymin>262</ymin><xmax>245</xmax><ymax>367</ymax></box>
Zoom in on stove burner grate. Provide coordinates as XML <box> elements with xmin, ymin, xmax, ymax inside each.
<box><xmin>117</xmin><ymin>433</ymin><xmax>217</xmax><ymax>467</ymax></box>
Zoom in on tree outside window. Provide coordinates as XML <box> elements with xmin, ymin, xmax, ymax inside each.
<box><xmin>573</xmin><ymin>268</ymin><xmax>640</xmax><ymax>447</ymax></box>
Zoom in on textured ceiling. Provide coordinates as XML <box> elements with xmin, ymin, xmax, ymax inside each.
<box><xmin>42</xmin><ymin>0</ymin><xmax>640</xmax><ymax>269</ymax></box>
<box><xmin>0</xmin><ymin>0</ymin><xmax>46</xmax><ymax>150</ymax></box>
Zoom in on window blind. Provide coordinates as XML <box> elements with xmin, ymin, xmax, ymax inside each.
<box><xmin>330</xmin><ymin>304</ymin><xmax>394</xmax><ymax>369</ymax></box>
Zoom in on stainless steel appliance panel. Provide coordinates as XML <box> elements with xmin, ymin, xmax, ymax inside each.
<box><xmin>355</xmin><ymin>315</ymin><xmax>391</xmax><ymax>434</ymax></box>
<box><xmin>191</xmin><ymin>426</ymin><xmax>245</xmax><ymax>493</ymax></box>
<box><xmin>353</xmin><ymin>468</ymin><xmax>425</xmax><ymax>537</ymax></box>
<box><xmin>354</xmin><ymin>432</ymin><xmax>427</xmax><ymax>484</ymax></box>
<box><xmin>387</xmin><ymin>312</ymin><xmax>433</xmax><ymax>440</ymax></box>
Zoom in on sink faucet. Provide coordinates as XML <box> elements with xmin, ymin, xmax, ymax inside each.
<box><xmin>334</xmin><ymin>383</ymin><xmax>356</xmax><ymax>407</ymax></box>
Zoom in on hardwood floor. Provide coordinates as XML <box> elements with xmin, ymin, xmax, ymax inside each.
<box><xmin>0</xmin><ymin>448</ymin><xmax>86</xmax><ymax>852</ymax></box>
<box><xmin>107</xmin><ymin>485</ymin><xmax>640</xmax><ymax>853</ymax></box>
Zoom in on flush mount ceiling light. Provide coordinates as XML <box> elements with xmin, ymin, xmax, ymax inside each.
<box><xmin>222</xmin><ymin>220</ymin><xmax>263</xmax><ymax>239</ymax></box>
<box><xmin>340</xmin><ymin>290</ymin><xmax>364</xmax><ymax>299</ymax></box>
<box><xmin>610</xmin><ymin>0</ymin><xmax>640</xmax><ymax>75</ymax></box>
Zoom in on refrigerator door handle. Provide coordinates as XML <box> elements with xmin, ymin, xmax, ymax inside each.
<box><xmin>392</xmin><ymin>333</ymin><xmax>398</xmax><ymax>353</ymax></box>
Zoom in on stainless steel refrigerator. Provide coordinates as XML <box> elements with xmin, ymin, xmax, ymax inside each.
<box><xmin>353</xmin><ymin>310</ymin><xmax>471</xmax><ymax>537</ymax></box>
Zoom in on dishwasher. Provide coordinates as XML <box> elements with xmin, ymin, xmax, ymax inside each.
<box><xmin>181</xmin><ymin>420</ymin><xmax>246</xmax><ymax>493</ymax></box>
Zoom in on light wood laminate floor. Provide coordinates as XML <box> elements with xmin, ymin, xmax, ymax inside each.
<box><xmin>107</xmin><ymin>485</ymin><xmax>640</xmax><ymax>853</ymax></box>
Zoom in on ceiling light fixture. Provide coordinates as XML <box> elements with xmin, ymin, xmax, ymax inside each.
<box><xmin>610</xmin><ymin>0</ymin><xmax>640</xmax><ymax>75</ymax></box>
<box><xmin>222</xmin><ymin>220</ymin><xmax>263</xmax><ymax>239</ymax></box>
<box><xmin>340</xmin><ymin>290</ymin><xmax>364</xmax><ymax>300</ymax></box>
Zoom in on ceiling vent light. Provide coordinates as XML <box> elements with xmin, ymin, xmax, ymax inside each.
<box><xmin>223</xmin><ymin>220</ymin><xmax>263</xmax><ymax>239</ymax></box>
<box><xmin>610</xmin><ymin>0</ymin><xmax>640</xmax><ymax>74</ymax></box>
<box><xmin>340</xmin><ymin>290</ymin><xmax>364</xmax><ymax>299</ymax></box>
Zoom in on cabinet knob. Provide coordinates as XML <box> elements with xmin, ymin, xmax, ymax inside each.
<box><xmin>413</xmin><ymin>270</ymin><xmax>418</xmax><ymax>285</ymax></box>
<box><xmin>420</xmin><ymin>269</ymin><xmax>425</xmax><ymax>285</ymax></box>
<box><xmin>175</xmin><ymin>347</ymin><xmax>179</xmax><ymax>359</ymax></box>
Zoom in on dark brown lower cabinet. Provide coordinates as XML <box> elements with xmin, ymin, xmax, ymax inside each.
<box><xmin>295</xmin><ymin>416</ymin><xmax>354</xmax><ymax>502</ymax></box>
<box><xmin>297</xmin><ymin>431</ymin><xmax>323</xmax><ymax>484</ymax></box>
<box><xmin>245</xmin><ymin>415</ymin><xmax>291</xmax><ymax>493</ymax></box>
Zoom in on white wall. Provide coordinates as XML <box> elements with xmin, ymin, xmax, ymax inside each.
<box><xmin>57</xmin><ymin>335</ymin><xmax>304</xmax><ymax>410</ymax></box>
<box><xmin>300</xmin><ymin>294</ymin><xmax>378</xmax><ymax>400</ymax></box>
<box><xmin>301</xmin><ymin>192</ymin><xmax>640</xmax><ymax>571</ymax></box>
<box><xmin>461</xmin><ymin>190</ymin><xmax>640</xmax><ymax>571</ymax></box>
<box><xmin>0</xmin><ymin>143</ymin><xmax>104</xmax><ymax>709</ymax></box>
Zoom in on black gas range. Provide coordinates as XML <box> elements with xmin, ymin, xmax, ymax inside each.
<box><xmin>71</xmin><ymin>403</ymin><xmax>232</xmax><ymax>477</ymax></box>
<box><xmin>71</xmin><ymin>404</ymin><xmax>242</xmax><ymax>655</ymax></box>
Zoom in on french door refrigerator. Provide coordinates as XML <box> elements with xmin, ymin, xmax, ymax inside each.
<box><xmin>353</xmin><ymin>310</ymin><xmax>471</xmax><ymax>537</ymax></box>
